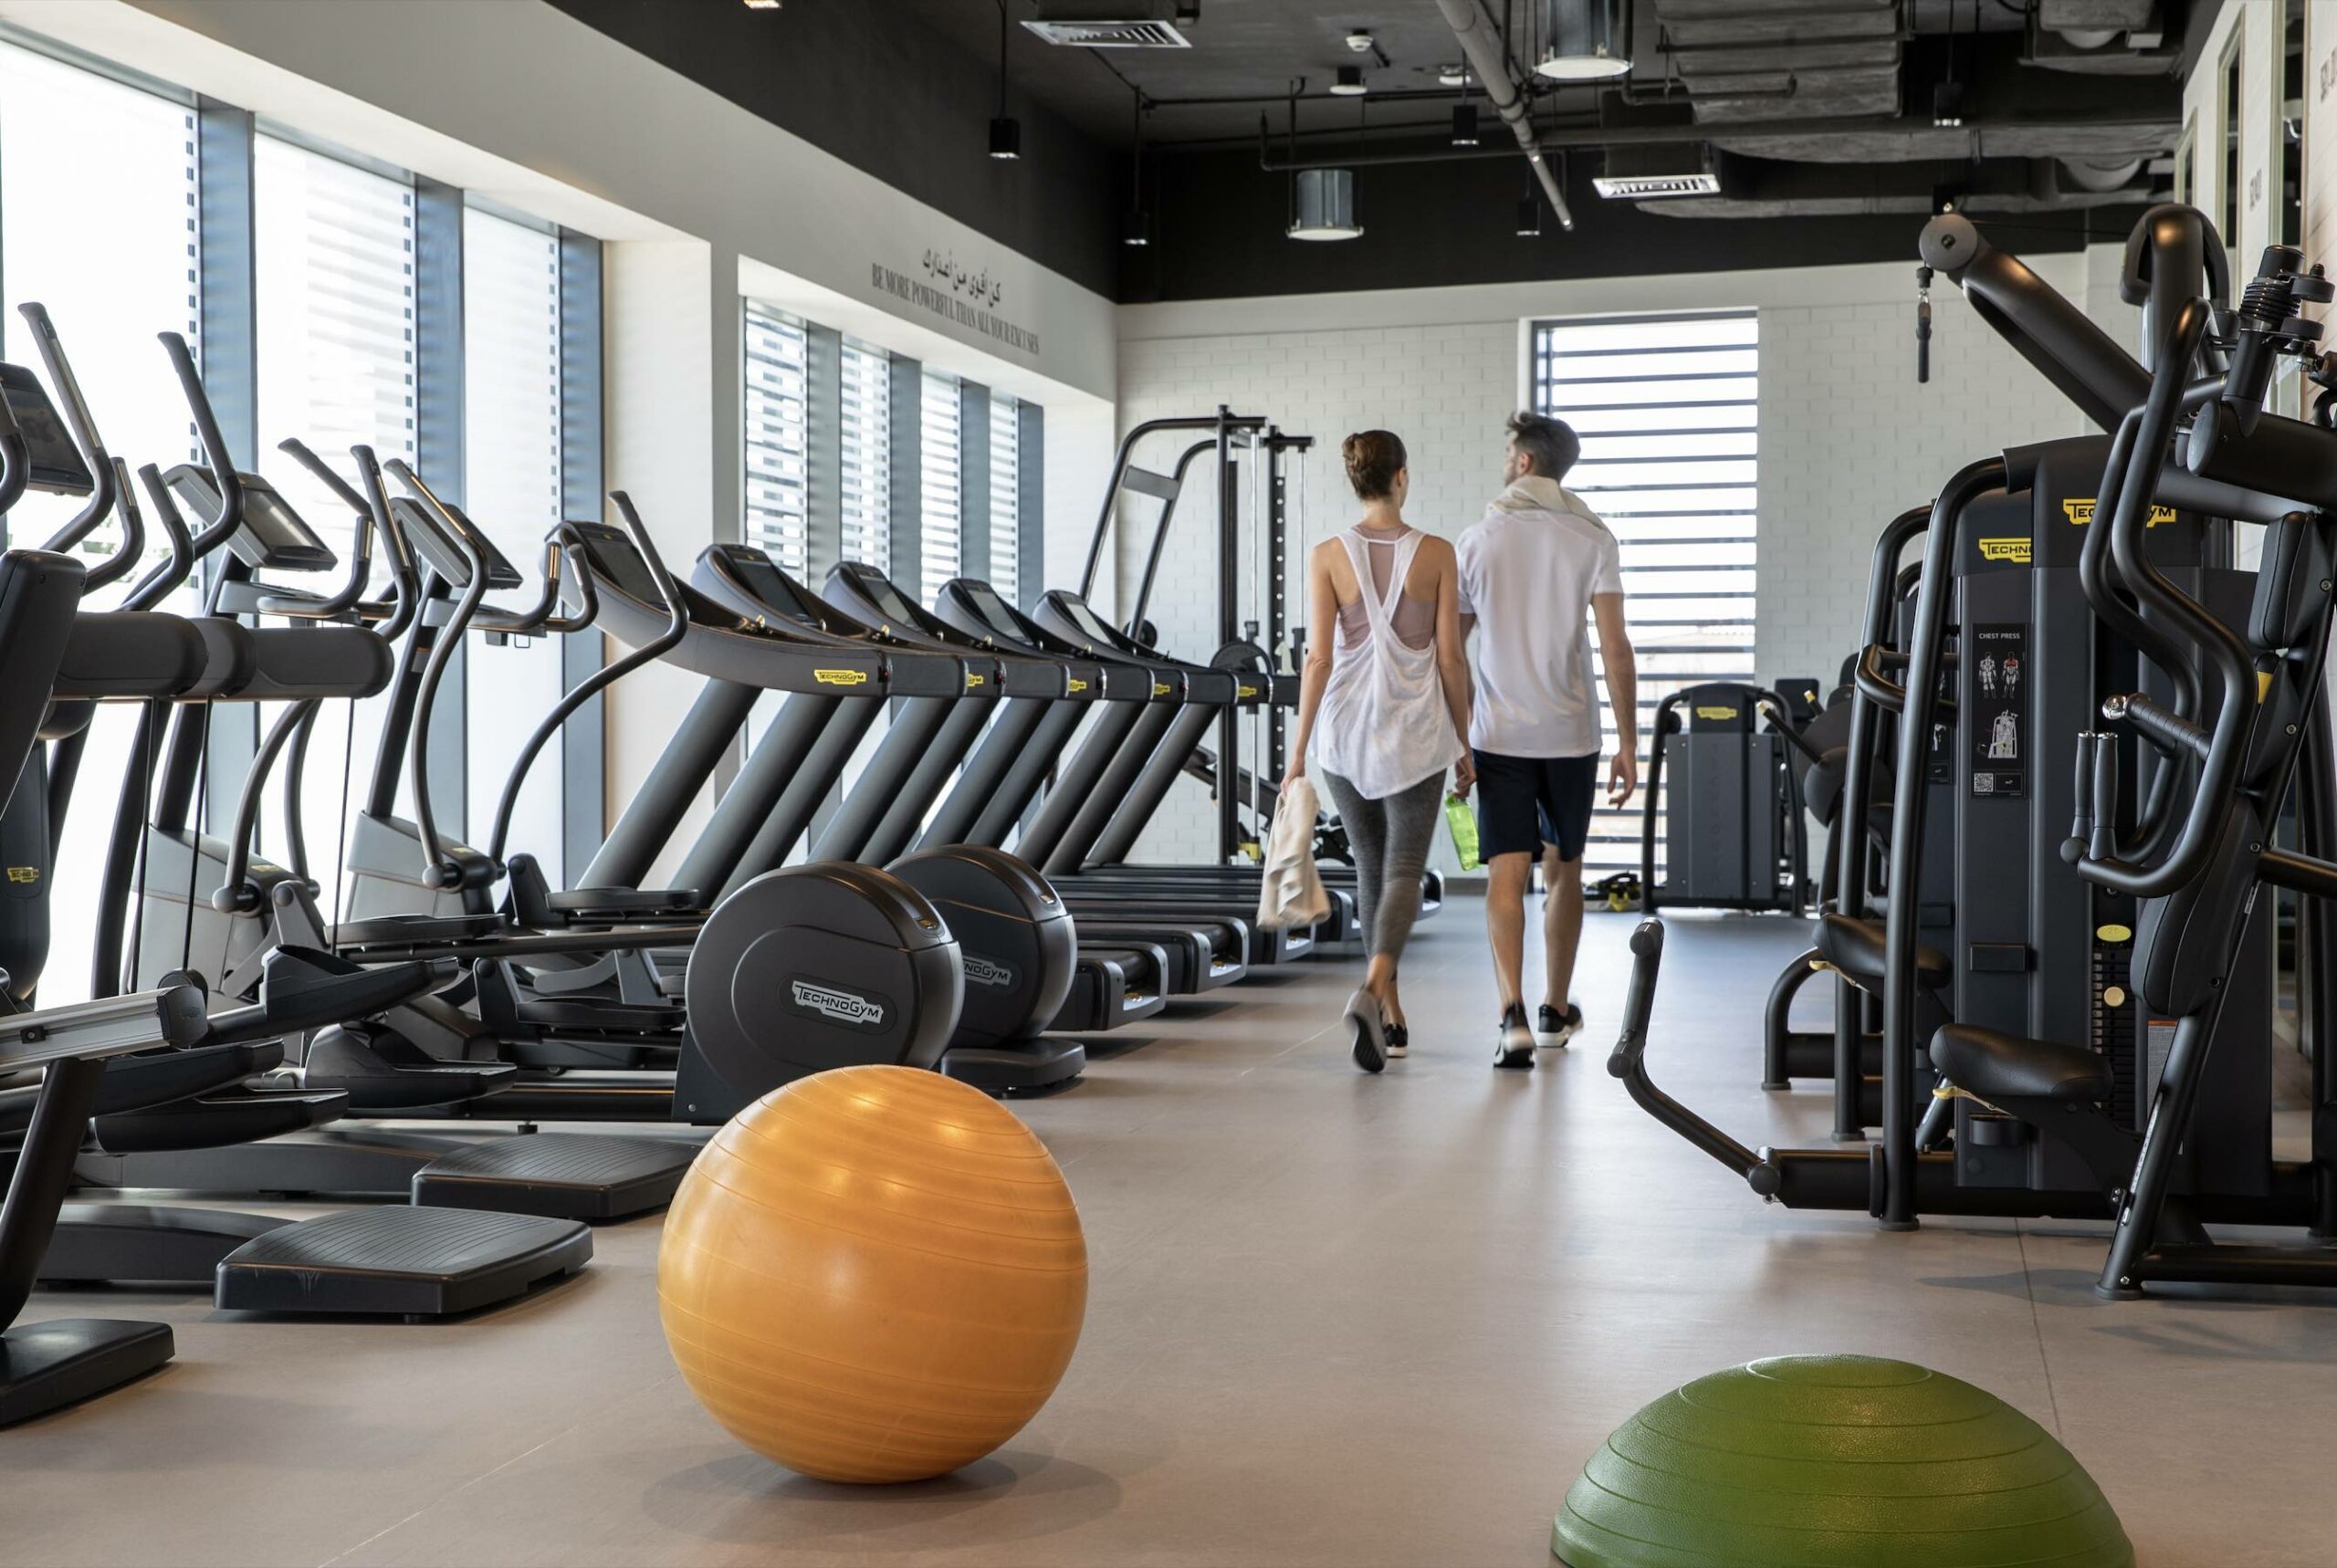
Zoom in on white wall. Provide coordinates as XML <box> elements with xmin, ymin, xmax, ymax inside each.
<box><xmin>0</xmin><ymin>0</ymin><xmax>1121</xmax><ymax>880</ymax></box>
<box><xmin>1114</xmin><ymin>253</ymin><xmax>2130</xmax><ymax>871</ymax></box>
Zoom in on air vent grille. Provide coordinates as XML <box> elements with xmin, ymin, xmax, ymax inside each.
<box><xmin>1593</xmin><ymin>172</ymin><xmax>1723</xmax><ymax>199</ymax></box>
<box><xmin>1022</xmin><ymin>19</ymin><xmax>1190</xmax><ymax>47</ymax></box>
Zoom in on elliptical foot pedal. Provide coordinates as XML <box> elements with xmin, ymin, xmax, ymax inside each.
<box><xmin>412</xmin><ymin>1134</ymin><xmax>698</xmax><ymax>1220</ymax></box>
<box><xmin>942</xmin><ymin>1040</ymin><xmax>1086</xmax><ymax>1097</ymax></box>
<box><xmin>215</xmin><ymin>1207</ymin><xmax>592</xmax><ymax>1316</ymax></box>
<box><xmin>0</xmin><ymin>1319</ymin><xmax>173</xmax><ymax>1427</ymax></box>
<box><xmin>43</xmin><ymin>1204</ymin><xmax>291</xmax><ymax>1288</ymax></box>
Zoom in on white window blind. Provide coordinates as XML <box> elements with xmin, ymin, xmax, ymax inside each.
<box><xmin>463</xmin><ymin>207</ymin><xmax>564</xmax><ymax>878</ymax></box>
<box><xmin>839</xmin><ymin>336</ymin><xmax>891</xmax><ymax>574</ymax></box>
<box><xmin>989</xmin><ymin>393</ymin><xmax>1021</xmax><ymax>604</ymax></box>
<box><xmin>919</xmin><ymin>369</ymin><xmax>962</xmax><ymax>604</ymax></box>
<box><xmin>257</xmin><ymin>134</ymin><xmax>416</xmax><ymax>917</ymax></box>
<box><xmin>0</xmin><ymin>42</ymin><xmax>200</xmax><ymax>1002</ymax></box>
<box><xmin>743</xmin><ymin>301</ymin><xmax>810</xmax><ymax>578</ymax></box>
<box><xmin>1530</xmin><ymin>311</ymin><xmax>1758</xmax><ymax>873</ymax></box>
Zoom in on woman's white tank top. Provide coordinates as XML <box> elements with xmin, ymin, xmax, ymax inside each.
<box><xmin>1312</xmin><ymin>527</ymin><xmax>1458</xmax><ymax>799</ymax></box>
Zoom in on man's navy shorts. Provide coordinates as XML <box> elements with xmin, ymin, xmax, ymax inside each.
<box><xmin>1472</xmin><ymin>749</ymin><xmax>1598</xmax><ymax>861</ymax></box>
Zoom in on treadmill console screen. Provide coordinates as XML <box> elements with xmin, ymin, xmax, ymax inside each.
<box><xmin>390</xmin><ymin>497</ymin><xmax>525</xmax><ymax>590</ymax></box>
<box><xmin>715</xmin><ymin>545</ymin><xmax>820</xmax><ymax>624</ymax></box>
<box><xmin>1055</xmin><ymin>595</ymin><xmax>1121</xmax><ymax>646</ymax></box>
<box><xmin>961</xmin><ymin>583</ymin><xmax>1014</xmax><ymax>628</ymax></box>
<box><xmin>0</xmin><ymin>361</ymin><xmax>94</xmax><ymax>497</ymax></box>
<box><xmin>163</xmin><ymin>465</ymin><xmax>339</xmax><ymax>571</ymax></box>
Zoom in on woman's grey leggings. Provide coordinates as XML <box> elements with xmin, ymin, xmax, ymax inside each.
<box><xmin>1318</xmin><ymin>768</ymin><xmax>1445</xmax><ymax>965</ymax></box>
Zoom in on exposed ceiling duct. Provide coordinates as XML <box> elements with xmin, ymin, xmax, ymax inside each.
<box><xmin>1434</xmin><ymin>0</ymin><xmax>1576</xmax><ymax>231</ymax></box>
<box><xmin>1650</xmin><ymin>0</ymin><xmax>1902</xmax><ymax>122</ymax></box>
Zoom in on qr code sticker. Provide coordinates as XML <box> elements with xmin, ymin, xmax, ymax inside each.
<box><xmin>1974</xmin><ymin>773</ymin><xmax>1996</xmax><ymax>795</ymax></box>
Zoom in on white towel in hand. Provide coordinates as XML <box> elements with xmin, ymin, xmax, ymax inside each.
<box><xmin>1258</xmin><ymin>776</ymin><xmax>1330</xmax><ymax>931</ymax></box>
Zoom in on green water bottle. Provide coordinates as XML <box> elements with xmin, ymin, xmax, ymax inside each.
<box><xmin>1446</xmin><ymin>793</ymin><xmax>1482</xmax><ymax>873</ymax></box>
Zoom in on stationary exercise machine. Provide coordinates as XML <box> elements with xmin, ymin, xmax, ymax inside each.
<box><xmin>1638</xmin><ymin>681</ymin><xmax>1815</xmax><ymax>915</ymax></box>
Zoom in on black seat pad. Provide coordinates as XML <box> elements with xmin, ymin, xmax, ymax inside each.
<box><xmin>1817</xmin><ymin>913</ymin><xmax>1949</xmax><ymax>990</ymax></box>
<box><xmin>1931</xmin><ymin>1023</ymin><xmax>2111</xmax><ymax>1103</ymax></box>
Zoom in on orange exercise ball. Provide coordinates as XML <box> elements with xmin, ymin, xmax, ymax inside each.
<box><xmin>657</xmin><ymin>1063</ymin><xmax>1088</xmax><ymax>1484</ymax></box>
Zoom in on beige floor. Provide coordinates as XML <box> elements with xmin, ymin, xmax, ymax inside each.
<box><xmin>12</xmin><ymin>899</ymin><xmax>2337</xmax><ymax>1567</ymax></box>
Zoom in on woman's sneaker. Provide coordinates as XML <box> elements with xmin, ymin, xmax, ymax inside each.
<box><xmin>1384</xmin><ymin>1023</ymin><xmax>1409</xmax><ymax>1059</ymax></box>
<box><xmin>1494</xmin><ymin>1004</ymin><xmax>1535</xmax><ymax>1070</ymax></box>
<box><xmin>1347</xmin><ymin>988</ymin><xmax>1389</xmax><ymax>1073</ymax></box>
<box><xmin>1538</xmin><ymin>1003</ymin><xmax>1584</xmax><ymax>1046</ymax></box>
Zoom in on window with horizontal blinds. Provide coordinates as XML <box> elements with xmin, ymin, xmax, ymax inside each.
<box><xmin>463</xmin><ymin>206</ymin><xmax>564</xmax><ymax>880</ymax></box>
<box><xmin>839</xmin><ymin>336</ymin><xmax>891</xmax><ymax>574</ymax></box>
<box><xmin>919</xmin><ymin>369</ymin><xmax>962</xmax><ymax>603</ymax></box>
<box><xmin>256</xmin><ymin>133</ymin><xmax>417</xmax><ymax>925</ymax></box>
<box><xmin>989</xmin><ymin>392</ymin><xmax>1020</xmax><ymax>604</ymax></box>
<box><xmin>1530</xmin><ymin>310</ymin><xmax>1758</xmax><ymax>873</ymax></box>
<box><xmin>743</xmin><ymin>301</ymin><xmax>810</xmax><ymax>577</ymax></box>
<box><xmin>0</xmin><ymin>41</ymin><xmax>201</xmax><ymax>1002</ymax></box>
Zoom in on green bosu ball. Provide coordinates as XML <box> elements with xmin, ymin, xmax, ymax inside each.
<box><xmin>1552</xmin><ymin>1355</ymin><xmax>2133</xmax><ymax>1568</ymax></box>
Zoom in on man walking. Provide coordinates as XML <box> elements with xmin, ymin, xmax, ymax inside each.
<box><xmin>1456</xmin><ymin>413</ymin><xmax>1637</xmax><ymax>1069</ymax></box>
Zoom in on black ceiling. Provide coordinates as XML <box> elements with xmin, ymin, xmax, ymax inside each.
<box><xmin>554</xmin><ymin>0</ymin><xmax>2220</xmax><ymax>306</ymax></box>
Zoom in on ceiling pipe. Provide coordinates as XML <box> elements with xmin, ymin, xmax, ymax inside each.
<box><xmin>1435</xmin><ymin>0</ymin><xmax>1575</xmax><ymax>231</ymax></box>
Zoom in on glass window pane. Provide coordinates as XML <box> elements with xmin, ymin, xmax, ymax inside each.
<box><xmin>742</xmin><ymin>301</ymin><xmax>809</xmax><ymax>578</ymax></box>
<box><xmin>919</xmin><ymin>370</ymin><xmax>961</xmax><ymax>604</ymax></box>
<box><xmin>0</xmin><ymin>42</ymin><xmax>202</xmax><ymax>1002</ymax></box>
<box><xmin>989</xmin><ymin>392</ymin><xmax>1019</xmax><ymax>604</ymax></box>
<box><xmin>1534</xmin><ymin>309</ymin><xmax>1759</xmax><ymax>872</ymax></box>
<box><xmin>257</xmin><ymin>134</ymin><xmax>417</xmax><ymax>919</ymax></box>
<box><xmin>464</xmin><ymin>208</ymin><xmax>564</xmax><ymax>879</ymax></box>
<box><xmin>840</xmin><ymin>337</ymin><xmax>891</xmax><ymax>575</ymax></box>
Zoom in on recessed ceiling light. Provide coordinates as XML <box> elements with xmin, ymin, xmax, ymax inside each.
<box><xmin>742</xmin><ymin>0</ymin><xmax>780</xmax><ymax>9</ymax></box>
<box><xmin>1439</xmin><ymin>63</ymin><xmax>1468</xmax><ymax>87</ymax></box>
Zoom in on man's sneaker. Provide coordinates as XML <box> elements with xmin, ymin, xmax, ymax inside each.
<box><xmin>1384</xmin><ymin>1022</ymin><xmax>1410</xmax><ymax>1058</ymax></box>
<box><xmin>1494</xmin><ymin>1004</ymin><xmax>1535</xmax><ymax>1070</ymax></box>
<box><xmin>1347</xmin><ymin>988</ymin><xmax>1388</xmax><ymax>1073</ymax></box>
<box><xmin>1538</xmin><ymin>1003</ymin><xmax>1584</xmax><ymax>1046</ymax></box>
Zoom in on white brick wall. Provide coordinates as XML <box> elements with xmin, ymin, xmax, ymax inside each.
<box><xmin>1110</xmin><ymin>254</ymin><xmax>2125</xmax><ymax>870</ymax></box>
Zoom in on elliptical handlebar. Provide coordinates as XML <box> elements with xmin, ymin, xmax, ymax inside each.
<box><xmin>121</xmin><ymin>464</ymin><xmax>196</xmax><ymax>612</ymax></box>
<box><xmin>0</xmin><ymin>365</ymin><xmax>26</xmax><ymax>515</ymax></box>
<box><xmin>159</xmin><ymin>331</ymin><xmax>244</xmax><ymax>559</ymax></box>
<box><xmin>483</xmin><ymin>499</ymin><xmax>681</xmax><ymax>863</ymax></box>
<box><xmin>383</xmin><ymin>459</ymin><xmax>486</xmax><ymax>891</ymax></box>
<box><xmin>81</xmin><ymin>457</ymin><xmax>145</xmax><ymax>595</ymax></box>
<box><xmin>350</xmin><ymin>444</ymin><xmax>423</xmax><ymax>643</ymax></box>
<box><xmin>17</xmin><ymin>305</ymin><xmax>116</xmax><ymax>554</ymax></box>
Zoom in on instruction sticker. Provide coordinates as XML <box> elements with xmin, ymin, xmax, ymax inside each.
<box><xmin>1971</xmin><ymin>622</ymin><xmax>2026</xmax><ymax>799</ymax></box>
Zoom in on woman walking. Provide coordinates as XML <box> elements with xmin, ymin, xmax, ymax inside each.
<box><xmin>1284</xmin><ymin>430</ymin><xmax>1474</xmax><ymax>1072</ymax></box>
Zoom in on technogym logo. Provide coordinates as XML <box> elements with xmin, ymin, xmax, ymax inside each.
<box><xmin>963</xmin><ymin>956</ymin><xmax>1016</xmax><ymax>989</ymax></box>
<box><xmin>791</xmin><ymin>979</ymin><xmax>886</xmax><ymax>1027</ymax></box>
<box><xmin>813</xmin><ymin>668</ymin><xmax>871</xmax><ymax>686</ymax></box>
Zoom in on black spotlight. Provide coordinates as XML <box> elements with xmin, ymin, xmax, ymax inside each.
<box><xmin>1452</xmin><ymin>103</ymin><xmax>1480</xmax><ymax>147</ymax></box>
<box><xmin>1123</xmin><ymin>209</ymin><xmax>1153</xmax><ymax>247</ymax></box>
<box><xmin>990</xmin><ymin>117</ymin><xmax>1022</xmax><ymax>160</ymax></box>
<box><xmin>1515</xmin><ymin>197</ymin><xmax>1542</xmax><ymax>236</ymax></box>
<box><xmin>1330</xmin><ymin>64</ymin><xmax>1367</xmax><ymax>95</ymax></box>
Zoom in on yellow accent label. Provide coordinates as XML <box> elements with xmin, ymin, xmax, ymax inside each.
<box><xmin>966</xmin><ymin>673</ymin><xmax>986</xmax><ymax>688</ymax></box>
<box><xmin>1066</xmin><ymin>677</ymin><xmax>1090</xmax><ymax>694</ymax></box>
<box><xmin>1977</xmin><ymin>537</ymin><xmax>2031</xmax><ymax>563</ymax></box>
<box><xmin>1693</xmin><ymin>705</ymin><xmax>1739</xmax><ymax>721</ymax></box>
<box><xmin>1152</xmin><ymin>682</ymin><xmax>1172</xmax><ymax>696</ymax></box>
<box><xmin>1238</xmin><ymin>684</ymin><xmax>1260</xmax><ymax>699</ymax></box>
<box><xmin>2258</xmin><ymin>669</ymin><xmax>2274</xmax><ymax>701</ymax></box>
<box><xmin>5</xmin><ymin>866</ymin><xmax>36</xmax><ymax>884</ymax></box>
<box><xmin>812</xmin><ymin>668</ymin><xmax>870</xmax><ymax>687</ymax></box>
<box><xmin>2096</xmin><ymin>923</ymin><xmax>2133</xmax><ymax>944</ymax></box>
<box><xmin>2063</xmin><ymin>498</ymin><xmax>2176</xmax><ymax>527</ymax></box>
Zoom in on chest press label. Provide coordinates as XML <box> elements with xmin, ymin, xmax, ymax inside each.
<box><xmin>1969</xmin><ymin>622</ymin><xmax>2026</xmax><ymax>799</ymax></box>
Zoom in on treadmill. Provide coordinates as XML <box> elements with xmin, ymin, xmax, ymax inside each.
<box><xmin>930</xmin><ymin>577</ymin><xmax>1332</xmax><ymax>960</ymax></box>
<box><xmin>697</xmin><ymin>544</ymin><xmax>1232</xmax><ymax>1007</ymax></box>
